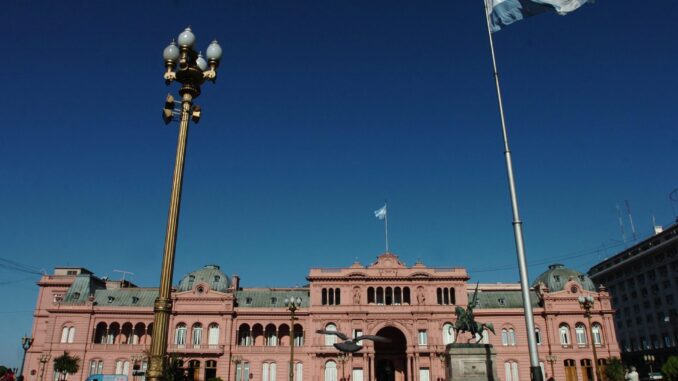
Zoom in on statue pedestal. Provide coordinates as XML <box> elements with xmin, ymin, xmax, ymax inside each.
<box><xmin>444</xmin><ymin>343</ymin><xmax>497</xmax><ymax>381</ymax></box>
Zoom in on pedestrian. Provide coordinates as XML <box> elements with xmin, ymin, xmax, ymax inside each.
<box><xmin>625</xmin><ymin>366</ymin><xmax>639</xmax><ymax>381</ymax></box>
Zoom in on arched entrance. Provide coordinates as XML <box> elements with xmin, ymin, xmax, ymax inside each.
<box><xmin>374</xmin><ymin>327</ymin><xmax>407</xmax><ymax>381</ymax></box>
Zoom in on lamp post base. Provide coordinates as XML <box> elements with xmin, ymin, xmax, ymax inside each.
<box><xmin>530</xmin><ymin>366</ymin><xmax>544</xmax><ymax>381</ymax></box>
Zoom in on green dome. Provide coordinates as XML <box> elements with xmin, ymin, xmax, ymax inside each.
<box><xmin>177</xmin><ymin>265</ymin><xmax>230</xmax><ymax>292</ymax></box>
<box><xmin>532</xmin><ymin>264</ymin><xmax>596</xmax><ymax>292</ymax></box>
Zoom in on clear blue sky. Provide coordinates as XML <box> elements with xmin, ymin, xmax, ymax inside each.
<box><xmin>1</xmin><ymin>0</ymin><xmax>676</xmax><ymax>366</ymax></box>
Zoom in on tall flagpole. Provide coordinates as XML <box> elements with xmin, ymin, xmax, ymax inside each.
<box><xmin>384</xmin><ymin>202</ymin><xmax>389</xmax><ymax>252</ymax></box>
<box><xmin>482</xmin><ymin>2</ymin><xmax>543</xmax><ymax>380</ymax></box>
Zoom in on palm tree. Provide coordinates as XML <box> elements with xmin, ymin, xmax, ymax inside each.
<box><xmin>53</xmin><ymin>352</ymin><xmax>80</xmax><ymax>381</ymax></box>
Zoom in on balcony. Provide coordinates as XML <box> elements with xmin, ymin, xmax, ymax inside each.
<box><xmin>168</xmin><ymin>344</ymin><xmax>224</xmax><ymax>355</ymax></box>
<box><xmin>89</xmin><ymin>343</ymin><xmax>150</xmax><ymax>351</ymax></box>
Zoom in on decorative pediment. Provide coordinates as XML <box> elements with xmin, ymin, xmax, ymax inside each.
<box><xmin>368</xmin><ymin>253</ymin><xmax>406</xmax><ymax>269</ymax></box>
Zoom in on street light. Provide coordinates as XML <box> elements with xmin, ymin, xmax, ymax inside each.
<box><xmin>337</xmin><ymin>353</ymin><xmax>349</xmax><ymax>381</ymax></box>
<box><xmin>578</xmin><ymin>295</ymin><xmax>601</xmax><ymax>381</ymax></box>
<box><xmin>436</xmin><ymin>352</ymin><xmax>447</xmax><ymax>381</ymax></box>
<box><xmin>19</xmin><ymin>336</ymin><xmax>34</xmax><ymax>380</ymax></box>
<box><xmin>231</xmin><ymin>355</ymin><xmax>243</xmax><ymax>381</ymax></box>
<box><xmin>284</xmin><ymin>296</ymin><xmax>302</xmax><ymax>381</ymax></box>
<box><xmin>38</xmin><ymin>354</ymin><xmax>50</xmax><ymax>381</ymax></box>
<box><xmin>147</xmin><ymin>27</ymin><xmax>222</xmax><ymax>381</ymax></box>
<box><xmin>643</xmin><ymin>354</ymin><xmax>655</xmax><ymax>374</ymax></box>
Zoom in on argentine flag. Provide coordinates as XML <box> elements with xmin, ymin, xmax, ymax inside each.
<box><xmin>374</xmin><ymin>205</ymin><xmax>387</xmax><ymax>220</ymax></box>
<box><xmin>486</xmin><ymin>0</ymin><xmax>593</xmax><ymax>32</ymax></box>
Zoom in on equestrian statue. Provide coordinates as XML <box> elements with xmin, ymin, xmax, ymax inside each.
<box><xmin>452</xmin><ymin>282</ymin><xmax>495</xmax><ymax>344</ymax></box>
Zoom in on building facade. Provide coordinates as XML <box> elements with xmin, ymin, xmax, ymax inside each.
<box><xmin>588</xmin><ymin>221</ymin><xmax>678</xmax><ymax>373</ymax></box>
<box><xmin>26</xmin><ymin>253</ymin><xmax>619</xmax><ymax>381</ymax></box>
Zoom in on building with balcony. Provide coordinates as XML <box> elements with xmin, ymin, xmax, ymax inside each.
<box><xmin>25</xmin><ymin>253</ymin><xmax>619</xmax><ymax>381</ymax></box>
<box><xmin>588</xmin><ymin>221</ymin><xmax>678</xmax><ymax>374</ymax></box>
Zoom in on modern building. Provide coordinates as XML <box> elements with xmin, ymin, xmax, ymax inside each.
<box><xmin>588</xmin><ymin>221</ymin><xmax>678</xmax><ymax>373</ymax></box>
<box><xmin>26</xmin><ymin>253</ymin><xmax>619</xmax><ymax>381</ymax></box>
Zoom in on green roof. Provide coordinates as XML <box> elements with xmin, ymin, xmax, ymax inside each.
<box><xmin>532</xmin><ymin>264</ymin><xmax>596</xmax><ymax>292</ymax></box>
<box><xmin>93</xmin><ymin>288</ymin><xmax>158</xmax><ymax>307</ymax></box>
<box><xmin>63</xmin><ymin>275</ymin><xmax>105</xmax><ymax>303</ymax></box>
<box><xmin>236</xmin><ymin>289</ymin><xmax>309</xmax><ymax>308</ymax></box>
<box><xmin>472</xmin><ymin>290</ymin><xmax>540</xmax><ymax>309</ymax></box>
<box><xmin>178</xmin><ymin>265</ymin><xmax>230</xmax><ymax>292</ymax></box>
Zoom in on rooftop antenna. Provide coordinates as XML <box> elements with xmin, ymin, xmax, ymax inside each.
<box><xmin>616</xmin><ymin>203</ymin><xmax>627</xmax><ymax>243</ymax></box>
<box><xmin>652</xmin><ymin>215</ymin><xmax>664</xmax><ymax>235</ymax></box>
<box><xmin>625</xmin><ymin>200</ymin><xmax>637</xmax><ymax>241</ymax></box>
<box><xmin>113</xmin><ymin>269</ymin><xmax>134</xmax><ymax>285</ymax></box>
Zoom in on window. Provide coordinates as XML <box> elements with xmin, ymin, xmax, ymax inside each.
<box><xmin>208</xmin><ymin>324</ymin><xmax>219</xmax><ymax>347</ymax></box>
<box><xmin>107</xmin><ymin>296</ymin><xmax>115</xmax><ymax>303</ymax></box>
<box><xmin>367</xmin><ymin>287</ymin><xmax>375</xmax><ymax>304</ymax></box>
<box><xmin>235</xmin><ymin>362</ymin><xmax>250</xmax><ymax>381</ymax></box>
<box><xmin>271</xmin><ymin>297</ymin><xmax>277</xmax><ymax>305</ymax></box>
<box><xmin>262</xmin><ymin>362</ymin><xmax>276</xmax><ymax>381</ymax></box>
<box><xmin>535</xmin><ymin>328</ymin><xmax>542</xmax><ymax>345</ymax></box>
<box><xmin>443</xmin><ymin>323</ymin><xmax>455</xmax><ymax>345</ymax></box>
<box><xmin>575</xmin><ymin>324</ymin><xmax>587</xmax><ymax>345</ymax></box>
<box><xmin>559</xmin><ymin>324</ymin><xmax>571</xmax><ymax>345</ymax></box>
<box><xmin>89</xmin><ymin>360</ymin><xmax>104</xmax><ymax>375</ymax></box>
<box><xmin>265</xmin><ymin>324</ymin><xmax>278</xmax><ymax>346</ymax></box>
<box><xmin>324</xmin><ymin>361</ymin><xmax>337</xmax><ymax>381</ymax></box>
<box><xmin>294</xmin><ymin>363</ymin><xmax>303</xmax><ymax>381</ymax></box>
<box><xmin>245</xmin><ymin>297</ymin><xmax>252</xmax><ymax>305</ymax></box>
<box><xmin>504</xmin><ymin>361</ymin><xmax>519</xmax><ymax>381</ymax></box>
<box><xmin>376</xmin><ymin>287</ymin><xmax>384</xmax><ymax>305</ymax></box>
<box><xmin>192</xmin><ymin>324</ymin><xmax>203</xmax><ymax>347</ymax></box>
<box><xmin>353</xmin><ymin>329</ymin><xmax>363</xmax><ymax>345</ymax></box>
<box><xmin>115</xmin><ymin>360</ymin><xmax>130</xmax><ymax>375</ymax></box>
<box><xmin>174</xmin><ymin>324</ymin><xmax>187</xmax><ymax>346</ymax></box>
<box><xmin>61</xmin><ymin>326</ymin><xmax>75</xmax><ymax>343</ymax></box>
<box><xmin>325</xmin><ymin>323</ymin><xmax>337</xmax><ymax>346</ymax></box>
<box><xmin>418</xmin><ymin>330</ymin><xmax>428</xmax><ymax>346</ymax></box>
<box><xmin>352</xmin><ymin>368</ymin><xmax>363</xmax><ymax>381</ymax></box>
<box><xmin>132</xmin><ymin>296</ymin><xmax>139</xmax><ymax>304</ymax></box>
<box><xmin>419</xmin><ymin>368</ymin><xmax>430</xmax><ymax>381</ymax></box>
<box><xmin>592</xmin><ymin>324</ymin><xmax>602</xmax><ymax>345</ymax></box>
<box><xmin>293</xmin><ymin>325</ymin><xmax>304</xmax><ymax>346</ymax></box>
<box><xmin>238</xmin><ymin>325</ymin><xmax>252</xmax><ymax>346</ymax></box>
<box><xmin>502</xmin><ymin>328</ymin><xmax>515</xmax><ymax>346</ymax></box>
<box><xmin>53</xmin><ymin>293</ymin><xmax>64</xmax><ymax>303</ymax></box>
<box><xmin>502</xmin><ymin>329</ymin><xmax>509</xmax><ymax>346</ymax></box>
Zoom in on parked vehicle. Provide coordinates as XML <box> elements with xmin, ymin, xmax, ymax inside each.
<box><xmin>85</xmin><ymin>375</ymin><xmax>128</xmax><ymax>381</ymax></box>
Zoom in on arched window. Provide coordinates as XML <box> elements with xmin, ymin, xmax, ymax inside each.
<box><xmin>108</xmin><ymin>323</ymin><xmax>120</xmax><ymax>344</ymax></box>
<box><xmin>403</xmin><ymin>287</ymin><xmax>411</xmax><ymax>304</ymax></box>
<box><xmin>235</xmin><ymin>361</ymin><xmax>250</xmax><ymax>381</ymax></box>
<box><xmin>504</xmin><ymin>361</ymin><xmax>519</xmax><ymax>381</ymax></box>
<box><xmin>187</xmin><ymin>275</ymin><xmax>195</xmax><ymax>289</ymax></box>
<box><xmin>559</xmin><ymin>324</ymin><xmax>571</xmax><ymax>346</ymax></box>
<box><xmin>508</xmin><ymin>328</ymin><xmax>516</xmax><ymax>346</ymax></box>
<box><xmin>89</xmin><ymin>360</ymin><xmax>104</xmax><ymax>375</ymax></box>
<box><xmin>324</xmin><ymin>361</ymin><xmax>337</xmax><ymax>381</ymax></box>
<box><xmin>115</xmin><ymin>360</ymin><xmax>130</xmax><ymax>375</ymax></box>
<box><xmin>294</xmin><ymin>362</ymin><xmax>303</xmax><ymax>381</ymax></box>
<box><xmin>94</xmin><ymin>322</ymin><xmax>107</xmax><ymax>344</ymax></box>
<box><xmin>501</xmin><ymin>329</ymin><xmax>508</xmax><ymax>346</ymax></box>
<box><xmin>436</xmin><ymin>288</ymin><xmax>443</xmax><ymax>304</ymax></box>
<box><xmin>367</xmin><ymin>287</ymin><xmax>375</xmax><ymax>304</ymax></box>
<box><xmin>592</xmin><ymin>323</ymin><xmax>603</xmax><ymax>345</ymax></box>
<box><xmin>480</xmin><ymin>330</ymin><xmax>490</xmax><ymax>344</ymax></box>
<box><xmin>376</xmin><ymin>287</ymin><xmax>384</xmax><ymax>305</ymax></box>
<box><xmin>265</xmin><ymin>324</ymin><xmax>277</xmax><ymax>346</ymax></box>
<box><xmin>293</xmin><ymin>324</ymin><xmax>304</xmax><ymax>346</ymax></box>
<box><xmin>329</xmin><ymin>288</ymin><xmax>335</xmax><ymax>305</ymax></box>
<box><xmin>575</xmin><ymin>323</ymin><xmax>587</xmax><ymax>345</ymax></box>
<box><xmin>61</xmin><ymin>326</ymin><xmax>75</xmax><ymax>343</ymax></box>
<box><xmin>449</xmin><ymin>287</ymin><xmax>456</xmax><ymax>304</ymax></box>
<box><xmin>335</xmin><ymin>288</ymin><xmax>341</xmax><ymax>305</ymax></box>
<box><xmin>174</xmin><ymin>324</ymin><xmax>187</xmax><ymax>346</ymax></box>
<box><xmin>325</xmin><ymin>323</ymin><xmax>337</xmax><ymax>346</ymax></box>
<box><xmin>208</xmin><ymin>324</ymin><xmax>219</xmax><ymax>347</ymax></box>
<box><xmin>322</xmin><ymin>289</ymin><xmax>328</xmax><ymax>305</ymax></box>
<box><xmin>192</xmin><ymin>323</ymin><xmax>203</xmax><ymax>347</ymax></box>
<box><xmin>385</xmin><ymin>287</ymin><xmax>393</xmax><ymax>305</ymax></box>
<box><xmin>238</xmin><ymin>324</ymin><xmax>251</xmax><ymax>346</ymax></box>
<box><xmin>394</xmin><ymin>287</ymin><xmax>402</xmax><ymax>305</ymax></box>
<box><xmin>262</xmin><ymin>362</ymin><xmax>277</xmax><ymax>381</ymax></box>
<box><xmin>443</xmin><ymin>288</ymin><xmax>449</xmax><ymax>305</ymax></box>
<box><xmin>442</xmin><ymin>323</ymin><xmax>455</xmax><ymax>345</ymax></box>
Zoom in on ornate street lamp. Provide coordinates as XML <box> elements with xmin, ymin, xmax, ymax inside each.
<box><xmin>284</xmin><ymin>296</ymin><xmax>302</xmax><ymax>381</ymax></box>
<box><xmin>545</xmin><ymin>354</ymin><xmax>558</xmax><ymax>380</ymax></box>
<box><xmin>231</xmin><ymin>355</ymin><xmax>243</xmax><ymax>381</ymax></box>
<box><xmin>643</xmin><ymin>354</ymin><xmax>655</xmax><ymax>374</ymax></box>
<box><xmin>38</xmin><ymin>354</ymin><xmax>50</xmax><ymax>381</ymax></box>
<box><xmin>337</xmin><ymin>353</ymin><xmax>349</xmax><ymax>381</ymax></box>
<box><xmin>19</xmin><ymin>336</ymin><xmax>34</xmax><ymax>380</ymax></box>
<box><xmin>436</xmin><ymin>352</ymin><xmax>447</xmax><ymax>381</ymax></box>
<box><xmin>147</xmin><ymin>27</ymin><xmax>222</xmax><ymax>381</ymax></box>
<box><xmin>578</xmin><ymin>296</ymin><xmax>601</xmax><ymax>381</ymax></box>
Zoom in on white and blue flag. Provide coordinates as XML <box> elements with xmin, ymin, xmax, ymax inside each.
<box><xmin>486</xmin><ymin>0</ymin><xmax>593</xmax><ymax>32</ymax></box>
<box><xmin>374</xmin><ymin>204</ymin><xmax>387</xmax><ymax>220</ymax></box>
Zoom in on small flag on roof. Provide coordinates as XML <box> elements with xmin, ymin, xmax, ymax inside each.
<box><xmin>374</xmin><ymin>204</ymin><xmax>387</xmax><ymax>220</ymax></box>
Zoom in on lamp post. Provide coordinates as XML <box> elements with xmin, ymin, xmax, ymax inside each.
<box><xmin>578</xmin><ymin>296</ymin><xmax>601</xmax><ymax>381</ymax></box>
<box><xmin>38</xmin><ymin>354</ymin><xmax>50</xmax><ymax>381</ymax></box>
<box><xmin>643</xmin><ymin>354</ymin><xmax>655</xmax><ymax>374</ymax></box>
<box><xmin>19</xmin><ymin>336</ymin><xmax>34</xmax><ymax>380</ymax></box>
<box><xmin>436</xmin><ymin>352</ymin><xmax>447</xmax><ymax>381</ymax></box>
<box><xmin>147</xmin><ymin>27</ymin><xmax>222</xmax><ymax>381</ymax></box>
<box><xmin>337</xmin><ymin>353</ymin><xmax>349</xmax><ymax>381</ymax></box>
<box><xmin>284</xmin><ymin>296</ymin><xmax>302</xmax><ymax>381</ymax></box>
<box><xmin>545</xmin><ymin>354</ymin><xmax>557</xmax><ymax>380</ymax></box>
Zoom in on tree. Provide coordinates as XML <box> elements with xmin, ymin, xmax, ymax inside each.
<box><xmin>0</xmin><ymin>366</ymin><xmax>8</xmax><ymax>377</ymax></box>
<box><xmin>53</xmin><ymin>352</ymin><xmax>80</xmax><ymax>381</ymax></box>
<box><xmin>604</xmin><ymin>357</ymin><xmax>626</xmax><ymax>381</ymax></box>
<box><xmin>662</xmin><ymin>356</ymin><xmax>678</xmax><ymax>381</ymax></box>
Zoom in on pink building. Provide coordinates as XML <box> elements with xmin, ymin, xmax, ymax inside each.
<box><xmin>25</xmin><ymin>253</ymin><xmax>619</xmax><ymax>381</ymax></box>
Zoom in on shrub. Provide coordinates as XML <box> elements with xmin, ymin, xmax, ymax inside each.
<box><xmin>662</xmin><ymin>356</ymin><xmax>678</xmax><ymax>381</ymax></box>
<box><xmin>604</xmin><ymin>357</ymin><xmax>626</xmax><ymax>381</ymax></box>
